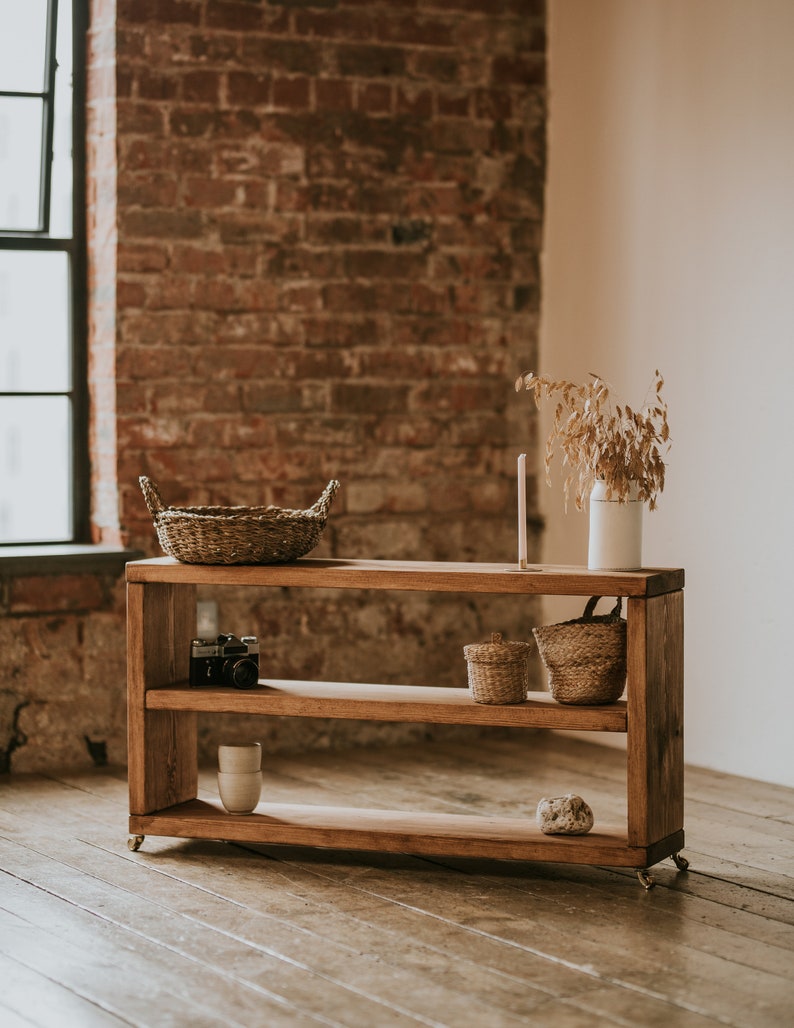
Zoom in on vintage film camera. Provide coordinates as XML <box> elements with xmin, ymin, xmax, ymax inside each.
<box><xmin>189</xmin><ymin>633</ymin><xmax>260</xmax><ymax>690</ymax></box>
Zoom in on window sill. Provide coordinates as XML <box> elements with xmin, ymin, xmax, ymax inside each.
<box><xmin>0</xmin><ymin>544</ymin><xmax>144</xmax><ymax>577</ymax></box>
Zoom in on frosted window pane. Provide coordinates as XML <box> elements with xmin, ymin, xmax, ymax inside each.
<box><xmin>0</xmin><ymin>1</ymin><xmax>49</xmax><ymax>93</ymax></box>
<box><xmin>0</xmin><ymin>396</ymin><xmax>71</xmax><ymax>542</ymax></box>
<box><xmin>0</xmin><ymin>251</ymin><xmax>70</xmax><ymax>391</ymax></box>
<box><xmin>0</xmin><ymin>97</ymin><xmax>44</xmax><ymax>231</ymax></box>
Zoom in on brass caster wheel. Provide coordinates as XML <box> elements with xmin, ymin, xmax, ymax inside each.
<box><xmin>671</xmin><ymin>852</ymin><xmax>690</xmax><ymax>872</ymax></box>
<box><xmin>127</xmin><ymin>835</ymin><xmax>145</xmax><ymax>852</ymax></box>
<box><xmin>636</xmin><ymin>868</ymin><xmax>655</xmax><ymax>890</ymax></box>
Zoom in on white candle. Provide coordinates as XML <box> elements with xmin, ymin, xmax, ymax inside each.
<box><xmin>517</xmin><ymin>453</ymin><xmax>527</xmax><ymax>569</ymax></box>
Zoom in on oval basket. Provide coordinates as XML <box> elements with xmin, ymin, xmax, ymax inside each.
<box><xmin>463</xmin><ymin>632</ymin><xmax>532</xmax><ymax>705</ymax></box>
<box><xmin>139</xmin><ymin>476</ymin><xmax>340</xmax><ymax>565</ymax></box>
<box><xmin>532</xmin><ymin>596</ymin><xmax>626</xmax><ymax>705</ymax></box>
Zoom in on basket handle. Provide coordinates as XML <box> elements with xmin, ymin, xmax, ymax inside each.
<box><xmin>309</xmin><ymin>479</ymin><xmax>341</xmax><ymax>518</ymax></box>
<box><xmin>139</xmin><ymin>476</ymin><xmax>166</xmax><ymax>518</ymax></box>
<box><xmin>582</xmin><ymin>595</ymin><xmax>622</xmax><ymax>619</ymax></box>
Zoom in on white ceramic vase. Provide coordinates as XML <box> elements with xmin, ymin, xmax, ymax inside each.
<box><xmin>587</xmin><ymin>480</ymin><xmax>643</xmax><ymax>571</ymax></box>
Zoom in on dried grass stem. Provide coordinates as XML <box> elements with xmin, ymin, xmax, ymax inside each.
<box><xmin>515</xmin><ymin>370</ymin><xmax>671</xmax><ymax>511</ymax></box>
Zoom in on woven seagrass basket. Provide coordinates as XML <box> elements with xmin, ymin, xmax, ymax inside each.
<box><xmin>533</xmin><ymin>596</ymin><xmax>626</xmax><ymax>705</ymax></box>
<box><xmin>139</xmin><ymin>476</ymin><xmax>340</xmax><ymax>565</ymax></box>
<box><xmin>464</xmin><ymin>632</ymin><xmax>532</xmax><ymax>705</ymax></box>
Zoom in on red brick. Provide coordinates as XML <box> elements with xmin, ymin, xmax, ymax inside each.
<box><xmin>116</xmin><ymin>345</ymin><xmax>194</xmax><ymax>381</ymax></box>
<box><xmin>117</xmin><ymin>0</ymin><xmax>200</xmax><ymax>26</ymax></box>
<box><xmin>118</xmin><ymin>174</ymin><xmax>178</xmax><ymax>207</ymax></box>
<box><xmin>10</xmin><ymin>576</ymin><xmax>105</xmax><ymax>614</ymax></box>
<box><xmin>396</xmin><ymin>86</ymin><xmax>433</xmax><ymax>118</ymax></box>
<box><xmin>143</xmin><ymin>276</ymin><xmax>196</xmax><ymax>310</ymax></box>
<box><xmin>331</xmin><ymin>383</ymin><xmax>409</xmax><ymax>416</ymax></box>
<box><xmin>375</xmin><ymin>12</ymin><xmax>453</xmax><ymax>48</ymax></box>
<box><xmin>118</xmin><ymin>242</ymin><xmax>169</xmax><ymax>271</ymax></box>
<box><xmin>301</xmin><ymin>316</ymin><xmax>381</xmax><ymax>348</ymax></box>
<box><xmin>182</xmin><ymin>177</ymin><xmax>238</xmax><ymax>208</ymax></box>
<box><xmin>117</xmin><ymin>101</ymin><xmax>165</xmax><ymax>135</ymax></box>
<box><xmin>182</xmin><ymin>70</ymin><xmax>223</xmax><ymax>104</ymax></box>
<box><xmin>356</xmin><ymin>81</ymin><xmax>392</xmax><ymax>114</ymax></box>
<box><xmin>169</xmin><ymin>245</ymin><xmax>227</xmax><ymax>276</ymax></box>
<box><xmin>136</xmin><ymin>71</ymin><xmax>179</xmax><ymax>101</ymax></box>
<box><xmin>116</xmin><ymin>279</ymin><xmax>146</xmax><ymax>308</ymax></box>
<box><xmin>273</xmin><ymin>76</ymin><xmax>311</xmax><ymax>110</ymax></box>
<box><xmin>314</xmin><ymin>78</ymin><xmax>355</xmax><ymax>112</ymax></box>
<box><xmin>241</xmin><ymin>37</ymin><xmax>324</xmax><ymax>76</ymax></box>
<box><xmin>206</xmin><ymin>2</ymin><xmax>263</xmax><ymax>31</ymax></box>
<box><xmin>337</xmin><ymin>43</ymin><xmax>407</xmax><ymax>78</ymax></box>
<box><xmin>441</xmin><ymin>105</ymin><xmax>476</xmax><ymax>131</ymax></box>
<box><xmin>120</xmin><ymin>208</ymin><xmax>204</xmax><ymax>240</ymax></box>
<box><xmin>294</xmin><ymin>8</ymin><xmax>376</xmax><ymax>42</ymax></box>
<box><xmin>492</xmin><ymin>53</ymin><xmax>546</xmax><ymax>86</ymax></box>
<box><xmin>474</xmin><ymin>87</ymin><xmax>513</xmax><ymax>120</ymax></box>
<box><xmin>411</xmin><ymin>50</ymin><xmax>460</xmax><ymax>83</ymax></box>
<box><xmin>227</xmin><ymin>71</ymin><xmax>272</xmax><ymax>107</ymax></box>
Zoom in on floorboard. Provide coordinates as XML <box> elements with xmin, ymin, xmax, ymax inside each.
<box><xmin>1</xmin><ymin>735</ymin><xmax>792</xmax><ymax>1028</ymax></box>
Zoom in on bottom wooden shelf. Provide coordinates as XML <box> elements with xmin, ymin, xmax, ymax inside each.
<box><xmin>129</xmin><ymin>799</ymin><xmax>684</xmax><ymax>869</ymax></box>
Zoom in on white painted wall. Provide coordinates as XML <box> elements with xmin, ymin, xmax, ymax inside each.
<box><xmin>539</xmin><ymin>0</ymin><xmax>794</xmax><ymax>786</ymax></box>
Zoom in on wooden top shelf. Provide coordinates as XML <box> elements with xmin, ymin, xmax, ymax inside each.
<box><xmin>145</xmin><ymin>679</ymin><xmax>628</xmax><ymax>732</ymax></box>
<box><xmin>126</xmin><ymin>556</ymin><xmax>684</xmax><ymax>597</ymax></box>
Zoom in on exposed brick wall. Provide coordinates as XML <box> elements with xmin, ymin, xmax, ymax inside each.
<box><xmin>0</xmin><ymin>566</ymin><xmax>128</xmax><ymax>773</ymax></box>
<box><xmin>105</xmin><ymin>0</ymin><xmax>546</xmax><ymax>558</ymax></box>
<box><xmin>2</xmin><ymin>0</ymin><xmax>547</xmax><ymax>773</ymax></box>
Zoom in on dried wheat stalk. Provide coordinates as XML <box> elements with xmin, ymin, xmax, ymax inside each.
<box><xmin>515</xmin><ymin>370</ymin><xmax>671</xmax><ymax>511</ymax></box>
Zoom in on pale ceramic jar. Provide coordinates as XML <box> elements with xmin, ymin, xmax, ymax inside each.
<box><xmin>217</xmin><ymin>770</ymin><xmax>262</xmax><ymax>814</ymax></box>
<box><xmin>218</xmin><ymin>742</ymin><xmax>261</xmax><ymax>774</ymax></box>
<box><xmin>588</xmin><ymin>480</ymin><xmax>643</xmax><ymax>571</ymax></box>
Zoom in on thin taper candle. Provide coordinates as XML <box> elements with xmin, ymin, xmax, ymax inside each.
<box><xmin>517</xmin><ymin>453</ymin><xmax>527</xmax><ymax>569</ymax></box>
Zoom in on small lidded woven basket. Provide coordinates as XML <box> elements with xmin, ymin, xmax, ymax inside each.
<box><xmin>533</xmin><ymin>596</ymin><xmax>626</xmax><ymax>705</ymax></box>
<box><xmin>464</xmin><ymin>632</ymin><xmax>532</xmax><ymax>705</ymax></box>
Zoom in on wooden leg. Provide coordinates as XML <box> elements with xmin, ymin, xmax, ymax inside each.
<box><xmin>626</xmin><ymin>591</ymin><xmax>685</xmax><ymax>848</ymax></box>
<box><xmin>127</xmin><ymin>581</ymin><xmax>198</xmax><ymax>815</ymax></box>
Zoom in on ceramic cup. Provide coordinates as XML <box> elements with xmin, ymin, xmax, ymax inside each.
<box><xmin>217</xmin><ymin>770</ymin><xmax>262</xmax><ymax>814</ymax></box>
<box><xmin>217</xmin><ymin>742</ymin><xmax>261</xmax><ymax>774</ymax></box>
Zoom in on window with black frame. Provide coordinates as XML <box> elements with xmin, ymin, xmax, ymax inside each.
<box><xmin>0</xmin><ymin>0</ymin><xmax>87</xmax><ymax>545</ymax></box>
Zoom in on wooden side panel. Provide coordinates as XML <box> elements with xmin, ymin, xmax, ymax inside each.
<box><xmin>626</xmin><ymin>591</ymin><xmax>684</xmax><ymax>847</ymax></box>
<box><xmin>127</xmin><ymin>581</ymin><xmax>198</xmax><ymax>815</ymax></box>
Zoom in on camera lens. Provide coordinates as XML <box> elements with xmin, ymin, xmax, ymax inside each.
<box><xmin>225</xmin><ymin>657</ymin><xmax>259</xmax><ymax>690</ymax></box>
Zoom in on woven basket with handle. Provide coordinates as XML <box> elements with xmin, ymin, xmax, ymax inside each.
<box><xmin>139</xmin><ymin>476</ymin><xmax>340</xmax><ymax>565</ymax></box>
<box><xmin>463</xmin><ymin>632</ymin><xmax>532</xmax><ymax>705</ymax></box>
<box><xmin>532</xmin><ymin>596</ymin><xmax>626</xmax><ymax>705</ymax></box>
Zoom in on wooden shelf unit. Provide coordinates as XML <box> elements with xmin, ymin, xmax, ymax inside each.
<box><xmin>126</xmin><ymin>558</ymin><xmax>685</xmax><ymax>873</ymax></box>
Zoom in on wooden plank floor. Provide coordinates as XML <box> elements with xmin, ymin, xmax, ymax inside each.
<box><xmin>1</xmin><ymin>733</ymin><xmax>792</xmax><ymax>1027</ymax></box>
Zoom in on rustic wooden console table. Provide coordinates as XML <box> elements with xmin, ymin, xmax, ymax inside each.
<box><xmin>126</xmin><ymin>558</ymin><xmax>686</xmax><ymax>888</ymax></box>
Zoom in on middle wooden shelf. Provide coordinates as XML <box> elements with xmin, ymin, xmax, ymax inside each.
<box><xmin>145</xmin><ymin>679</ymin><xmax>628</xmax><ymax>732</ymax></box>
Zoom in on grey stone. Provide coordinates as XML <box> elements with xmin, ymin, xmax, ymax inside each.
<box><xmin>536</xmin><ymin>793</ymin><xmax>594</xmax><ymax>835</ymax></box>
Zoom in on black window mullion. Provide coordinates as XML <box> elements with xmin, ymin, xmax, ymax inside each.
<box><xmin>38</xmin><ymin>0</ymin><xmax>60</xmax><ymax>234</ymax></box>
<box><xmin>70</xmin><ymin>0</ymin><xmax>89</xmax><ymax>544</ymax></box>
